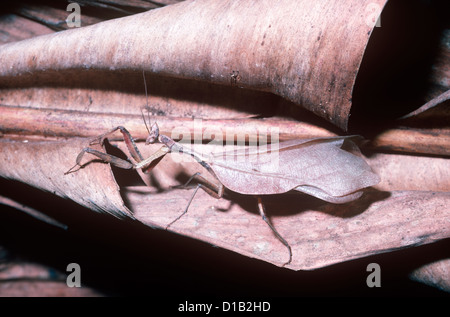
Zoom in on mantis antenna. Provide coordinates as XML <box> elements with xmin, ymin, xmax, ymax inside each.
<box><xmin>141</xmin><ymin>70</ymin><xmax>151</xmax><ymax>135</ymax></box>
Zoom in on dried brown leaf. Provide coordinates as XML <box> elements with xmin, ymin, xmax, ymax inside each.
<box><xmin>409</xmin><ymin>259</ymin><xmax>450</xmax><ymax>292</ymax></box>
<box><xmin>0</xmin><ymin>0</ymin><xmax>388</xmax><ymax>130</ymax></box>
<box><xmin>0</xmin><ymin>138</ymin><xmax>132</xmax><ymax>219</ymax></box>
<box><xmin>127</xmin><ymin>187</ymin><xmax>450</xmax><ymax>270</ymax></box>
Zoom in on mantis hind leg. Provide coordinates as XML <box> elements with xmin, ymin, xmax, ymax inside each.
<box><xmin>257</xmin><ymin>197</ymin><xmax>292</xmax><ymax>267</ymax></box>
<box><xmin>182</xmin><ymin>172</ymin><xmax>224</xmax><ymax>198</ymax></box>
<box><xmin>166</xmin><ymin>172</ymin><xmax>224</xmax><ymax>229</ymax></box>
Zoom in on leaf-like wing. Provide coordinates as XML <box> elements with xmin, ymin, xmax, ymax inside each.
<box><xmin>209</xmin><ymin>136</ymin><xmax>380</xmax><ymax>202</ymax></box>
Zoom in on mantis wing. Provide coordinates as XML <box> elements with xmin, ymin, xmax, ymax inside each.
<box><xmin>209</xmin><ymin>136</ymin><xmax>380</xmax><ymax>203</ymax></box>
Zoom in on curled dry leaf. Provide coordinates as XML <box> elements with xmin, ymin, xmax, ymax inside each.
<box><xmin>0</xmin><ymin>261</ymin><xmax>102</xmax><ymax>296</ymax></box>
<box><xmin>0</xmin><ymin>138</ymin><xmax>132</xmax><ymax>219</ymax></box>
<box><xmin>0</xmin><ymin>0</ymin><xmax>387</xmax><ymax>130</ymax></box>
<box><xmin>409</xmin><ymin>259</ymin><xmax>450</xmax><ymax>292</ymax></box>
<box><xmin>126</xmin><ymin>186</ymin><xmax>450</xmax><ymax>270</ymax></box>
<box><xmin>399</xmin><ymin>89</ymin><xmax>450</xmax><ymax>120</ymax></box>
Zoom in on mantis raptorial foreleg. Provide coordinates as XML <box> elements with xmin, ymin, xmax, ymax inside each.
<box><xmin>90</xmin><ymin>126</ymin><xmax>145</xmax><ymax>162</ymax></box>
<box><xmin>65</xmin><ymin>126</ymin><xmax>169</xmax><ymax>175</ymax></box>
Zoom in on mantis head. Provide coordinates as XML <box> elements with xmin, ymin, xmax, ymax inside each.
<box><xmin>145</xmin><ymin>122</ymin><xmax>159</xmax><ymax>145</ymax></box>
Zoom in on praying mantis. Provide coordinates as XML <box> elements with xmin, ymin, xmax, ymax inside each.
<box><xmin>65</xmin><ymin>110</ymin><xmax>380</xmax><ymax>266</ymax></box>
<box><xmin>65</xmin><ymin>72</ymin><xmax>380</xmax><ymax>266</ymax></box>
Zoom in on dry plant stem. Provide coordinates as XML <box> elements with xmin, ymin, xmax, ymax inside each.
<box><xmin>0</xmin><ymin>106</ymin><xmax>334</xmax><ymax>141</ymax></box>
<box><xmin>1</xmin><ymin>105</ymin><xmax>448</xmax><ymax>156</ymax></box>
<box><xmin>368</xmin><ymin>128</ymin><xmax>450</xmax><ymax>156</ymax></box>
<box><xmin>0</xmin><ymin>0</ymin><xmax>387</xmax><ymax>130</ymax></box>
